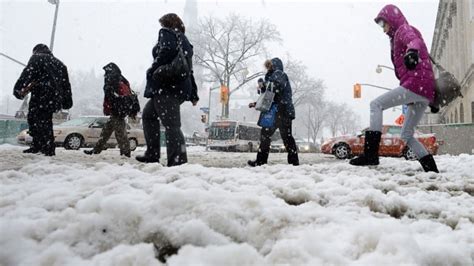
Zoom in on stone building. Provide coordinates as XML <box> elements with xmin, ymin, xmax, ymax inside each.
<box><xmin>430</xmin><ymin>0</ymin><xmax>474</xmax><ymax>124</ymax></box>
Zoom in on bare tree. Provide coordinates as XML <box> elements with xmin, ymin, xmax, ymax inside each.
<box><xmin>190</xmin><ymin>14</ymin><xmax>280</xmax><ymax>118</ymax></box>
<box><xmin>325</xmin><ymin>102</ymin><xmax>361</xmax><ymax>137</ymax></box>
<box><xmin>284</xmin><ymin>57</ymin><xmax>324</xmax><ymax>107</ymax></box>
<box><xmin>325</xmin><ymin>102</ymin><xmax>344</xmax><ymax>137</ymax></box>
<box><xmin>303</xmin><ymin>101</ymin><xmax>328</xmax><ymax>144</ymax></box>
<box><xmin>339</xmin><ymin>104</ymin><xmax>361</xmax><ymax>135</ymax></box>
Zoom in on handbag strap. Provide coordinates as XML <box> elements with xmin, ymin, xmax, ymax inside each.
<box><xmin>265</xmin><ymin>82</ymin><xmax>274</xmax><ymax>93</ymax></box>
<box><xmin>429</xmin><ymin>55</ymin><xmax>445</xmax><ymax>72</ymax></box>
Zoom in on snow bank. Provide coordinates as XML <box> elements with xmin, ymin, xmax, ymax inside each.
<box><xmin>0</xmin><ymin>145</ymin><xmax>473</xmax><ymax>265</ymax></box>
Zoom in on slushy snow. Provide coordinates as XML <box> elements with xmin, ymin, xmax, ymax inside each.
<box><xmin>1</xmin><ymin>145</ymin><xmax>473</xmax><ymax>265</ymax></box>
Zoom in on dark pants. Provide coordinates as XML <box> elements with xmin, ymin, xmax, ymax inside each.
<box><xmin>142</xmin><ymin>95</ymin><xmax>187</xmax><ymax>166</ymax></box>
<box><xmin>27</xmin><ymin>111</ymin><xmax>55</xmax><ymax>156</ymax></box>
<box><xmin>93</xmin><ymin>116</ymin><xmax>130</xmax><ymax>156</ymax></box>
<box><xmin>257</xmin><ymin>114</ymin><xmax>299</xmax><ymax>165</ymax></box>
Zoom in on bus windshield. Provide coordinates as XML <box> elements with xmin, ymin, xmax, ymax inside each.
<box><xmin>209</xmin><ymin>122</ymin><xmax>237</xmax><ymax>140</ymax></box>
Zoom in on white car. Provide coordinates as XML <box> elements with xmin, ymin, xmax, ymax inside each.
<box><xmin>17</xmin><ymin>116</ymin><xmax>145</xmax><ymax>151</ymax></box>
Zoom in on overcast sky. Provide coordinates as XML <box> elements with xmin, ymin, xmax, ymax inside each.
<box><xmin>0</xmin><ymin>0</ymin><xmax>439</xmax><ymax>126</ymax></box>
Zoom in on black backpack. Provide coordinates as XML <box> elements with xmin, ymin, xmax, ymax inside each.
<box><xmin>47</xmin><ymin>56</ymin><xmax>73</xmax><ymax>111</ymax></box>
<box><xmin>115</xmin><ymin>81</ymin><xmax>141</xmax><ymax>117</ymax></box>
<box><xmin>152</xmin><ymin>31</ymin><xmax>191</xmax><ymax>83</ymax></box>
<box><xmin>429</xmin><ymin>56</ymin><xmax>463</xmax><ymax>113</ymax></box>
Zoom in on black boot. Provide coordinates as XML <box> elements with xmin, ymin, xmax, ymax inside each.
<box><xmin>84</xmin><ymin>149</ymin><xmax>100</xmax><ymax>155</ymax></box>
<box><xmin>349</xmin><ymin>131</ymin><xmax>382</xmax><ymax>166</ymax></box>
<box><xmin>288</xmin><ymin>149</ymin><xmax>299</xmax><ymax>166</ymax></box>
<box><xmin>247</xmin><ymin>160</ymin><xmax>264</xmax><ymax>167</ymax></box>
<box><xmin>418</xmin><ymin>154</ymin><xmax>439</xmax><ymax>173</ymax></box>
<box><xmin>248</xmin><ymin>149</ymin><xmax>269</xmax><ymax>167</ymax></box>
<box><xmin>23</xmin><ymin>147</ymin><xmax>40</xmax><ymax>154</ymax></box>
<box><xmin>136</xmin><ymin>154</ymin><xmax>160</xmax><ymax>163</ymax></box>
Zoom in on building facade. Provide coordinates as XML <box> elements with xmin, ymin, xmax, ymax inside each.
<box><xmin>430</xmin><ymin>0</ymin><xmax>474</xmax><ymax>124</ymax></box>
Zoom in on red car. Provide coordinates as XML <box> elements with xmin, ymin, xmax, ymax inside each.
<box><xmin>321</xmin><ymin>125</ymin><xmax>439</xmax><ymax>160</ymax></box>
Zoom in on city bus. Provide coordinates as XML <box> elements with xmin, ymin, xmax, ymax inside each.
<box><xmin>208</xmin><ymin>120</ymin><xmax>261</xmax><ymax>152</ymax></box>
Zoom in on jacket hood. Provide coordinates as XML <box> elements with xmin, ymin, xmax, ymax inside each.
<box><xmin>32</xmin><ymin>43</ymin><xmax>52</xmax><ymax>55</ymax></box>
<box><xmin>271</xmin><ymin>58</ymin><xmax>284</xmax><ymax>72</ymax></box>
<box><xmin>103</xmin><ymin>62</ymin><xmax>121</xmax><ymax>75</ymax></box>
<box><xmin>374</xmin><ymin>4</ymin><xmax>408</xmax><ymax>37</ymax></box>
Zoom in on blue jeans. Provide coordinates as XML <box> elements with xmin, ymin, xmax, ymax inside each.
<box><xmin>370</xmin><ymin>86</ymin><xmax>429</xmax><ymax>159</ymax></box>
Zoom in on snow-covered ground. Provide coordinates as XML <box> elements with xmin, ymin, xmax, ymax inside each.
<box><xmin>1</xmin><ymin>144</ymin><xmax>473</xmax><ymax>266</ymax></box>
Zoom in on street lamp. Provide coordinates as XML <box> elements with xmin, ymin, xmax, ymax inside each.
<box><xmin>376</xmin><ymin>64</ymin><xmax>394</xmax><ymax>74</ymax></box>
<box><xmin>48</xmin><ymin>0</ymin><xmax>60</xmax><ymax>52</ymax></box>
<box><xmin>204</xmin><ymin>85</ymin><xmax>220</xmax><ymax>150</ymax></box>
<box><xmin>208</xmin><ymin>85</ymin><xmax>220</xmax><ymax>127</ymax></box>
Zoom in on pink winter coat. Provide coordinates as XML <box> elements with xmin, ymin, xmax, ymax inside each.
<box><xmin>375</xmin><ymin>4</ymin><xmax>435</xmax><ymax>102</ymax></box>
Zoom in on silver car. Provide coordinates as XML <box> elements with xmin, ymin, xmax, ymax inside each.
<box><xmin>17</xmin><ymin>116</ymin><xmax>145</xmax><ymax>151</ymax></box>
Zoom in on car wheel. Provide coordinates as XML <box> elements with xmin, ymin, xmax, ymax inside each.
<box><xmin>333</xmin><ymin>143</ymin><xmax>351</xmax><ymax>159</ymax></box>
<box><xmin>403</xmin><ymin>147</ymin><xmax>417</xmax><ymax>161</ymax></box>
<box><xmin>248</xmin><ymin>142</ymin><xmax>254</xmax><ymax>152</ymax></box>
<box><xmin>64</xmin><ymin>134</ymin><xmax>83</xmax><ymax>150</ymax></box>
<box><xmin>129</xmin><ymin>138</ymin><xmax>138</xmax><ymax>151</ymax></box>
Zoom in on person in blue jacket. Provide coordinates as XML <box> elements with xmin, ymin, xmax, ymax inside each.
<box><xmin>248</xmin><ymin>58</ymin><xmax>299</xmax><ymax>167</ymax></box>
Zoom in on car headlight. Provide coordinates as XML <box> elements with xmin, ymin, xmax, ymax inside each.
<box><xmin>304</xmin><ymin>146</ymin><xmax>310</xmax><ymax>151</ymax></box>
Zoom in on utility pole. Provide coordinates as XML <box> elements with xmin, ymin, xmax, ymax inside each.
<box><xmin>48</xmin><ymin>0</ymin><xmax>60</xmax><ymax>52</ymax></box>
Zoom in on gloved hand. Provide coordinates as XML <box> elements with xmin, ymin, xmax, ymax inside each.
<box><xmin>404</xmin><ymin>49</ymin><xmax>419</xmax><ymax>70</ymax></box>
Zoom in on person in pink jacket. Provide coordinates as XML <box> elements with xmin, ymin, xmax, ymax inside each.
<box><xmin>350</xmin><ymin>4</ymin><xmax>439</xmax><ymax>173</ymax></box>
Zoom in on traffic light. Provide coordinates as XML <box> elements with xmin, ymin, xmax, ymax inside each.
<box><xmin>201</xmin><ymin>114</ymin><xmax>207</xmax><ymax>124</ymax></box>
<box><xmin>220</xmin><ymin>85</ymin><xmax>229</xmax><ymax>104</ymax></box>
<box><xmin>353</xmin><ymin>83</ymin><xmax>362</xmax><ymax>98</ymax></box>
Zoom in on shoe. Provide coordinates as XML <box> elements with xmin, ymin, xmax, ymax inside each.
<box><xmin>419</xmin><ymin>154</ymin><xmax>439</xmax><ymax>173</ymax></box>
<box><xmin>349</xmin><ymin>131</ymin><xmax>382</xmax><ymax>166</ymax></box>
<box><xmin>248</xmin><ymin>160</ymin><xmax>265</xmax><ymax>167</ymax></box>
<box><xmin>136</xmin><ymin>155</ymin><xmax>159</xmax><ymax>163</ymax></box>
<box><xmin>23</xmin><ymin>148</ymin><xmax>40</xmax><ymax>154</ymax></box>
<box><xmin>84</xmin><ymin>149</ymin><xmax>98</xmax><ymax>155</ymax></box>
<box><xmin>288</xmin><ymin>151</ymin><xmax>299</xmax><ymax>166</ymax></box>
<box><xmin>43</xmin><ymin>151</ymin><xmax>56</xmax><ymax>156</ymax></box>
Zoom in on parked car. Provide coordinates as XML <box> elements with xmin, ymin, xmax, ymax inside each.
<box><xmin>271</xmin><ymin>139</ymin><xmax>319</xmax><ymax>153</ymax></box>
<box><xmin>17</xmin><ymin>116</ymin><xmax>145</xmax><ymax>151</ymax></box>
<box><xmin>270</xmin><ymin>139</ymin><xmax>286</xmax><ymax>153</ymax></box>
<box><xmin>320</xmin><ymin>125</ymin><xmax>439</xmax><ymax>160</ymax></box>
<box><xmin>296</xmin><ymin>141</ymin><xmax>319</xmax><ymax>153</ymax></box>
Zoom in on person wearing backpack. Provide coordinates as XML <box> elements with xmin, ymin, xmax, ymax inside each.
<box><xmin>248</xmin><ymin>58</ymin><xmax>299</xmax><ymax>167</ymax></box>
<box><xmin>349</xmin><ymin>4</ymin><xmax>439</xmax><ymax>173</ymax></box>
<box><xmin>13</xmin><ymin>44</ymin><xmax>72</xmax><ymax>156</ymax></box>
<box><xmin>84</xmin><ymin>63</ymin><xmax>136</xmax><ymax>157</ymax></box>
<box><xmin>136</xmin><ymin>13</ymin><xmax>199</xmax><ymax>166</ymax></box>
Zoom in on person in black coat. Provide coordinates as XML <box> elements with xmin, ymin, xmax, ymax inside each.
<box><xmin>84</xmin><ymin>63</ymin><xmax>131</xmax><ymax>157</ymax></box>
<box><xmin>13</xmin><ymin>44</ymin><xmax>72</xmax><ymax>156</ymax></box>
<box><xmin>136</xmin><ymin>13</ymin><xmax>199</xmax><ymax>166</ymax></box>
<box><xmin>248</xmin><ymin>58</ymin><xmax>299</xmax><ymax>167</ymax></box>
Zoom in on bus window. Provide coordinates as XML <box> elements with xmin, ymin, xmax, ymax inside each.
<box><xmin>209</xmin><ymin>124</ymin><xmax>236</xmax><ymax>140</ymax></box>
<box><xmin>238</xmin><ymin>125</ymin><xmax>260</xmax><ymax>141</ymax></box>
